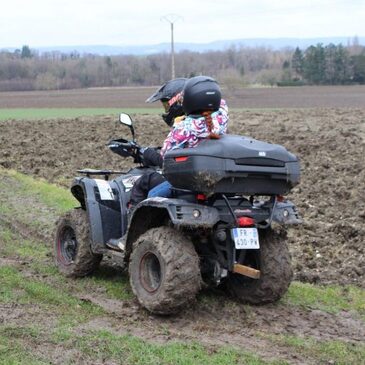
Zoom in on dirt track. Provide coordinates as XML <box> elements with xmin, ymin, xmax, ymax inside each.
<box><xmin>0</xmin><ymin>108</ymin><xmax>364</xmax><ymax>287</ymax></box>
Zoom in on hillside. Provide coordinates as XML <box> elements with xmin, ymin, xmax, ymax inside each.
<box><xmin>3</xmin><ymin>36</ymin><xmax>364</xmax><ymax>55</ymax></box>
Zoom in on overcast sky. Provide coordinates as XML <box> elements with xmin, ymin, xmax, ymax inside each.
<box><xmin>1</xmin><ymin>0</ymin><xmax>364</xmax><ymax>48</ymax></box>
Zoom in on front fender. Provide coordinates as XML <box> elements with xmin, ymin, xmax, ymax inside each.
<box><xmin>71</xmin><ymin>177</ymin><xmax>128</xmax><ymax>251</ymax></box>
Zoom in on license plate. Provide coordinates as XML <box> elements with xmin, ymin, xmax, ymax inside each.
<box><xmin>231</xmin><ymin>228</ymin><xmax>260</xmax><ymax>249</ymax></box>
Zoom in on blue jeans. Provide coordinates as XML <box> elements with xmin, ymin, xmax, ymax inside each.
<box><xmin>148</xmin><ymin>181</ymin><xmax>172</xmax><ymax>198</ymax></box>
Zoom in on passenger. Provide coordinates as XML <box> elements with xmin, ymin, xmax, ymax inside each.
<box><xmin>148</xmin><ymin>76</ymin><xmax>229</xmax><ymax>198</ymax></box>
<box><xmin>130</xmin><ymin>76</ymin><xmax>229</xmax><ymax>205</ymax></box>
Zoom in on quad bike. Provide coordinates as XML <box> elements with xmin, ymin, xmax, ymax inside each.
<box><xmin>54</xmin><ymin>113</ymin><xmax>302</xmax><ymax>315</ymax></box>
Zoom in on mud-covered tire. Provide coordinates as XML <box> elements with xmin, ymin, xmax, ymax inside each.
<box><xmin>54</xmin><ymin>209</ymin><xmax>102</xmax><ymax>277</ymax></box>
<box><xmin>226</xmin><ymin>228</ymin><xmax>293</xmax><ymax>304</ymax></box>
<box><xmin>129</xmin><ymin>227</ymin><xmax>201</xmax><ymax>315</ymax></box>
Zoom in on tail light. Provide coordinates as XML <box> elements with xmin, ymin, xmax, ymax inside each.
<box><xmin>276</xmin><ymin>195</ymin><xmax>285</xmax><ymax>202</ymax></box>
<box><xmin>237</xmin><ymin>216</ymin><xmax>255</xmax><ymax>227</ymax></box>
<box><xmin>196</xmin><ymin>194</ymin><xmax>207</xmax><ymax>201</ymax></box>
<box><xmin>174</xmin><ymin>156</ymin><xmax>188</xmax><ymax>162</ymax></box>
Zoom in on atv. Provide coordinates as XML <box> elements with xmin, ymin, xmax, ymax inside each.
<box><xmin>54</xmin><ymin>113</ymin><xmax>302</xmax><ymax>315</ymax></box>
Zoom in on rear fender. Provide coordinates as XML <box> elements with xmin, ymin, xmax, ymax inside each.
<box><xmin>71</xmin><ymin>177</ymin><xmax>128</xmax><ymax>252</ymax></box>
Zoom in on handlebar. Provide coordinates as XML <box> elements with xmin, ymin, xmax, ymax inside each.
<box><xmin>107</xmin><ymin>138</ymin><xmax>144</xmax><ymax>164</ymax></box>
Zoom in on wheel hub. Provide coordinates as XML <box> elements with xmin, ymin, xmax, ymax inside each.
<box><xmin>58</xmin><ymin>226</ymin><xmax>78</xmax><ymax>265</ymax></box>
<box><xmin>140</xmin><ymin>252</ymin><xmax>162</xmax><ymax>293</ymax></box>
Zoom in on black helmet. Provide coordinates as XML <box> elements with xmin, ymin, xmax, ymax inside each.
<box><xmin>146</xmin><ymin>78</ymin><xmax>187</xmax><ymax>126</ymax></box>
<box><xmin>182</xmin><ymin>76</ymin><xmax>221</xmax><ymax>115</ymax></box>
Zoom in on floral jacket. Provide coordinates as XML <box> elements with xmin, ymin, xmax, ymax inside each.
<box><xmin>161</xmin><ymin>99</ymin><xmax>229</xmax><ymax>157</ymax></box>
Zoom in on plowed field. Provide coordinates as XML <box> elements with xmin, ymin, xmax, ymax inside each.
<box><xmin>1</xmin><ymin>108</ymin><xmax>364</xmax><ymax>287</ymax></box>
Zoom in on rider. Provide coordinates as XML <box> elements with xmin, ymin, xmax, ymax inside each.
<box><xmin>129</xmin><ymin>78</ymin><xmax>187</xmax><ymax>206</ymax></box>
<box><xmin>146</xmin><ymin>77</ymin><xmax>187</xmax><ymax>128</ymax></box>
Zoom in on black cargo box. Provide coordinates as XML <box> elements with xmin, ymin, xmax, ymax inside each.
<box><xmin>163</xmin><ymin>134</ymin><xmax>300</xmax><ymax>195</ymax></box>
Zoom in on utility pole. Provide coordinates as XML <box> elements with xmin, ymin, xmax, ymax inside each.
<box><xmin>161</xmin><ymin>14</ymin><xmax>182</xmax><ymax>79</ymax></box>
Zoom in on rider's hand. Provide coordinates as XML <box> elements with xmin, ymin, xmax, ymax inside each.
<box><xmin>134</xmin><ymin>147</ymin><xmax>154</xmax><ymax>166</ymax></box>
<box><xmin>143</xmin><ymin>148</ymin><xmax>163</xmax><ymax>168</ymax></box>
<box><xmin>133</xmin><ymin>147</ymin><xmax>144</xmax><ymax>165</ymax></box>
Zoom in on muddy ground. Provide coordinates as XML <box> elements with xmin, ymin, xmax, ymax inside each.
<box><xmin>0</xmin><ymin>108</ymin><xmax>364</xmax><ymax>287</ymax></box>
<box><xmin>0</xmin><ymin>173</ymin><xmax>363</xmax><ymax>364</ymax></box>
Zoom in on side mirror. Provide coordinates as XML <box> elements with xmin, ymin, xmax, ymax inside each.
<box><xmin>119</xmin><ymin>113</ymin><xmax>135</xmax><ymax>141</ymax></box>
<box><xmin>119</xmin><ymin>113</ymin><xmax>132</xmax><ymax>126</ymax></box>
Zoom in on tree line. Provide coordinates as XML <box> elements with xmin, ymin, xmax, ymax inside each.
<box><xmin>0</xmin><ymin>42</ymin><xmax>364</xmax><ymax>91</ymax></box>
<box><xmin>282</xmin><ymin>43</ymin><xmax>365</xmax><ymax>85</ymax></box>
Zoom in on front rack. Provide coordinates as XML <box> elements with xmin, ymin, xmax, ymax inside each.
<box><xmin>77</xmin><ymin>169</ymin><xmax>125</xmax><ymax>180</ymax></box>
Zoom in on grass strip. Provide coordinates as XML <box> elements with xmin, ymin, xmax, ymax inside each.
<box><xmin>269</xmin><ymin>334</ymin><xmax>365</xmax><ymax>365</ymax></box>
<box><xmin>0</xmin><ymin>227</ymin><xmax>49</xmax><ymax>260</ymax></box>
<box><xmin>74</xmin><ymin>330</ymin><xmax>285</xmax><ymax>365</ymax></box>
<box><xmin>0</xmin><ymin>108</ymin><xmax>162</xmax><ymax>121</ymax></box>
<box><xmin>0</xmin><ymin>323</ymin><xmax>285</xmax><ymax>365</ymax></box>
<box><xmin>0</xmin><ymin>326</ymin><xmax>49</xmax><ymax>365</ymax></box>
<box><xmin>0</xmin><ymin>261</ymin><xmax>280</xmax><ymax>365</ymax></box>
<box><xmin>0</xmin><ymin>221</ymin><xmax>133</xmax><ymax>303</ymax></box>
<box><xmin>0</xmin><ymin>265</ymin><xmax>88</xmax><ymax>308</ymax></box>
<box><xmin>284</xmin><ymin>281</ymin><xmax>365</xmax><ymax>317</ymax></box>
<box><xmin>0</xmin><ymin>168</ymin><xmax>76</xmax><ymax>213</ymax></box>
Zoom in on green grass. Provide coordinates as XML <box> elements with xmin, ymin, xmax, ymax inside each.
<box><xmin>0</xmin><ymin>227</ymin><xmax>132</xmax><ymax>303</ymax></box>
<box><xmin>0</xmin><ymin>265</ymin><xmax>98</xmax><ymax>310</ymax></box>
<box><xmin>0</xmin><ymin>108</ymin><xmax>161</xmax><ymax>121</ymax></box>
<box><xmin>284</xmin><ymin>281</ymin><xmax>365</xmax><ymax>317</ymax></box>
<box><xmin>0</xmin><ymin>263</ymin><xmax>280</xmax><ymax>365</ymax></box>
<box><xmin>0</xmin><ymin>326</ymin><xmax>49</xmax><ymax>365</ymax></box>
<box><xmin>269</xmin><ymin>334</ymin><xmax>365</xmax><ymax>365</ymax></box>
<box><xmin>197</xmin><ymin>281</ymin><xmax>365</xmax><ymax>319</ymax></box>
<box><xmin>74</xmin><ymin>330</ymin><xmax>285</xmax><ymax>365</ymax></box>
<box><xmin>85</xmin><ymin>267</ymin><xmax>133</xmax><ymax>301</ymax></box>
<box><xmin>0</xmin><ymin>227</ymin><xmax>48</xmax><ymax>260</ymax></box>
<box><xmin>1</xmin><ymin>169</ymin><xmax>76</xmax><ymax>212</ymax></box>
<box><xmin>0</xmin><ymin>227</ymin><xmax>13</xmax><ymax>245</ymax></box>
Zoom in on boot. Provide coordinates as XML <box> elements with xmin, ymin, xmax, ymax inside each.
<box><xmin>106</xmin><ymin>238</ymin><xmax>125</xmax><ymax>252</ymax></box>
